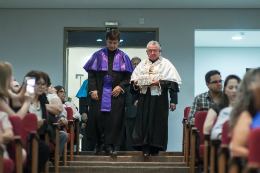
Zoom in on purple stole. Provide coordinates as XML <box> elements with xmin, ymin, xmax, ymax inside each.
<box><xmin>83</xmin><ymin>47</ymin><xmax>133</xmax><ymax>112</ymax></box>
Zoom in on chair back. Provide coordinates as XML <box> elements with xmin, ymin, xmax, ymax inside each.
<box><xmin>21</xmin><ymin>113</ymin><xmax>38</xmax><ymax>151</ymax></box>
<box><xmin>184</xmin><ymin>107</ymin><xmax>191</xmax><ymax>119</ymax></box>
<box><xmin>221</xmin><ymin>120</ymin><xmax>230</xmax><ymax>145</ymax></box>
<box><xmin>65</xmin><ymin>107</ymin><xmax>73</xmax><ymax>120</ymax></box>
<box><xmin>7</xmin><ymin>116</ymin><xmax>22</xmax><ymax>162</ymax></box>
<box><xmin>194</xmin><ymin>111</ymin><xmax>208</xmax><ymax>145</ymax></box>
<box><xmin>248</xmin><ymin>128</ymin><xmax>260</xmax><ymax>166</ymax></box>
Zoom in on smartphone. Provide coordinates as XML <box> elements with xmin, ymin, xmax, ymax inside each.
<box><xmin>26</xmin><ymin>78</ymin><xmax>36</xmax><ymax>94</ymax></box>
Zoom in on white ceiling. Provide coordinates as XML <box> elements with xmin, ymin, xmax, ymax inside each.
<box><xmin>1</xmin><ymin>0</ymin><xmax>260</xmax><ymax>9</ymax></box>
<box><xmin>195</xmin><ymin>30</ymin><xmax>260</xmax><ymax>47</ymax></box>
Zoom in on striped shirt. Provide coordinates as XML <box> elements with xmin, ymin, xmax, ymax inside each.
<box><xmin>188</xmin><ymin>91</ymin><xmax>215</xmax><ymax>122</ymax></box>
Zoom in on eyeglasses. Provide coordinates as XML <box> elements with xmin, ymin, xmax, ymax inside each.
<box><xmin>59</xmin><ymin>91</ymin><xmax>67</xmax><ymax>94</ymax></box>
<box><xmin>36</xmin><ymin>82</ymin><xmax>46</xmax><ymax>87</ymax></box>
<box><xmin>147</xmin><ymin>49</ymin><xmax>159</xmax><ymax>54</ymax></box>
<box><xmin>209</xmin><ymin>80</ymin><xmax>223</xmax><ymax>84</ymax></box>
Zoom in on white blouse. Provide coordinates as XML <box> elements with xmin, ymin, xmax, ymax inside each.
<box><xmin>29</xmin><ymin>101</ymin><xmax>42</xmax><ymax>118</ymax></box>
<box><xmin>0</xmin><ymin>111</ymin><xmax>13</xmax><ymax>159</ymax></box>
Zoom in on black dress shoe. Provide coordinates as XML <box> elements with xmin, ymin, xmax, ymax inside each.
<box><xmin>105</xmin><ymin>147</ymin><xmax>117</xmax><ymax>156</ymax></box>
<box><xmin>142</xmin><ymin>146</ymin><xmax>150</xmax><ymax>156</ymax></box>
<box><xmin>143</xmin><ymin>153</ymin><xmax>150</xmax><ymax>156</ymax></box>
<box><xmin>151</xmin><ymin>153</ymin><xmax>158</xmax><ymax>156</ymax></box>
<box><xmin>94</xmin><ymin>143</ymin><xmax>103</xmax><ymax>155</ymax></box>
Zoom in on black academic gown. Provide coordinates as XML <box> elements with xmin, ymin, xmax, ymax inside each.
<box><xmin>87</xmin><ymin>50</ymin><xmax>132</xmax><ymax>146</ymax></box>
<box><xmin>79</xmin><ymin>93</ymin><xmax>95</xmax><ymax>151</ymax></box>
<box><xmin>130</xmin><ymin>81</ymin><xmax>179</xmax><ymax>151</ymax></box>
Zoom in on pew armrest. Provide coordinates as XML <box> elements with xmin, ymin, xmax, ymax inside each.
<box><xmin>211</xmin><ymin>138</ymin><xmax>221</xmax><ymax>146</ymax></box>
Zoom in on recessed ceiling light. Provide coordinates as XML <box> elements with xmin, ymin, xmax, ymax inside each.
<box><xmin>232</xmin><ymin>37</ymin><xmax>242</xmax><ymax>40</ymax></box>
<box><xmin>97</xmin><ymin>39</ymin><xmax>102</xmax><ymax>41</ymax></box>
<box><xmin>120</xmin><ymin>40</ymin><xmax>123</xmax><ymax>42</ymax></box>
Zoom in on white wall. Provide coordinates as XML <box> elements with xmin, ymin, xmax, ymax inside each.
<box><xmin>68</xmin><ymin>47</ymin><xmax>147</xmax><ymax>108</ymax></box>
<box><xmin>195</xmin><ymin>47</ymin><xmax>260</xmax><ymax>96</ymax></box>
<box><xmin>1</xmin><ymin>8</ymin><xmax>260</xmax><ymax>151</ymax></box>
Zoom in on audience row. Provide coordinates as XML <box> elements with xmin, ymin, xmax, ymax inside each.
<box><xmin>185</xmin><ymin>68</ymin><xmax>260</xmax><ymax>172</ymax></box>
<box><xmin>0</xmin><ymin>62</ymin><xmax>81</xmax><ymax>173</ymax></box>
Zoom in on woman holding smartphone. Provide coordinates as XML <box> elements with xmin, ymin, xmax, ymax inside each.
<box><xmin>0</xmin><ymin>62</ymin><xmax>33</xmax><ymax>165</ymax></box>
<box><xmin>0</xmin><ymin>62</ymin><xmax>33</xmax><ymax>119</ymax></box>
<box><xmin>21</xmin><ymin>70</ymin><xmax>51</xmax><ymax>172</ymax></box>
<box><xmin>0</xmin><ymin>64</ymin><xmax>50</xmax><ymax>172</ymax></box>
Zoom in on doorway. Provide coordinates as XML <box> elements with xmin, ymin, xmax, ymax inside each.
<box><xmin>194</xmin><ymin>29</ymin><xmax>260</xmax><ymax>96</ymax></box>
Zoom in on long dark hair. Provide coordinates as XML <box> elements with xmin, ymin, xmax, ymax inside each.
<box><xmin>229</xmin><ymin>69</ymin><xmax>260</xmax><ymax>132</ymax></box>
<box><xmin>220</xmin><ymin>75</ymin><xmax>241</xmax><ymax>108</ymax></box>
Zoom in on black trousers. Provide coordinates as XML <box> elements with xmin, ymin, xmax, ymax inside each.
<box><xmin>125</xmin><ymin>117</ymin><xmax>136</xmax><ymax>151</ymax></box>
<box><xmin>38</xmin><ymin>138</ymin><xmax>50</xmax><ymax>172</ymax></box>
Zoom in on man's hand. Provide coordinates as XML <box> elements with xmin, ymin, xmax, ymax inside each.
<box><xmin>111</xmin><ymin>86</ymin><xmax>121</xmax><ymax>97</ymax></box>
<box><xmin>81</xmin><ymin>123</ymin><xmax>86</xmax><ymax>128</ymax></box>
<box><xmin>169</xmin><ymin>103</ymin><xmax>176</xmax><ymax>112</ymax></box>
<box><xmin>59</xmin><ymin>117</ymin><xmax>68</xmax><ymax>126</ymax></box>
<box><xmin>82</xmin><ymin>113</ymin><xmax>88</xmax><ymax>122</ymax></box>
<box><xmin>79</xmin><ymin>134</ymin><xmax>83</xmax><ymax>139</ymax></box>
<box><xmin>151</xmin><ymin>79</ymin><xmax>159</xmax><ymax>86</ymax></box>
<box><xmin>91</xmin><ymin>91</ymin><xmax>99</xmax><ymax>100</ymax></box>
<box><xmin>134</xmin><ymin>80</ymin><xmax>138</xmax><ymax>86</ymax></box>
<box><xmin>134</xmin><ymin>100</ymin><xmax>138</xmax><ymax>107</ymax></box>
<box><xmin>37</xmin><ymin>116</ymin><xmax>44</xmax><ymax>129</ymax></box>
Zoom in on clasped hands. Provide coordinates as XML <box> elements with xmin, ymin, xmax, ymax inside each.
<box><xmin>91</xmin><ymin>86</ymin><xmax>122</xmax><ymax>100</ymax></box>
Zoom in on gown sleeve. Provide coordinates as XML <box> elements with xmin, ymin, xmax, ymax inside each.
<box><xmin>118</xmin><ymin>72</ymin><xmax>132</xmax><ymax>92</ymax></box>
<box><xmin>159</xmin><ymin>80</ymin><xmax>179</xmax><ymax>92</ymax></box>
<box><xmin>88</xmin><ymin>71</ymin><xmax>97</xmax><ymax>92</ymax></box>
<box><xmin>130</xmin><ymin>81</ymin><xmax>140</xmax><ymax>95</ymax></box>
<box><xmin>159</xmin><ymin>81</ymin><xmax>179</xmax><ymax>104</ymax></box>
<box><xmin>169</xmin><ymin>90</ymin><xmax>178</xmax><ymax>104</ymax></box>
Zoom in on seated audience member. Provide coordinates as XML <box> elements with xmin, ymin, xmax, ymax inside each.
<box><xmin>204</xmin><ymin>75</ymin><xmax>241</xmax><ymax>135</ymax></box>
<box><xmin>55</xmin><ymin>85</ymin><xmax>80</xmax><ymax>119</ymax></box>
<box><xmin>0</xmin><ymin>111</ymin><xmax>27</xmax><ymax>162</ymax></box>
<box><xmin>229</xmin><ymin>68</ymin><xmax>260</xmax><ymax>157</ymax></box>
<box><xmin>188</xmin><ymin>70</ymin><xmax>222</xmax><ymax>123</ymax></box>
<box><xmin>42</xmin><ymin>72</ymin><xmax>68</xmax><ymax>159</ymax></box>
<box><xmin>0</xmin><ymin>62</ymin><xmax>33</xmax><ymax>119</ymax></box>
<box><xmin>22</xmin><ymin>71</ymin><xmax>50</xmax><ymax>172</ymax></box>
<box><xmin>0</xmin><ymin>111</ymin><xmax>14</xmax><ymax>159</ymax></box>
<box><xmin>11</xmin><ymin>79</ymin><xmax>20</xmax><ymax>94</ymax></box>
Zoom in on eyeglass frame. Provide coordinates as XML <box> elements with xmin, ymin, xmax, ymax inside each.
<box><xmin>58</xmin><ymin>91</ymin><xmax>67</xmax><ymax>94</ymax></box>
<box><xmin>146</xmin><ymin>49</ymin><xmax>161</xmax><ymax>54</ymax></box>
<box><xmin>35</xmin><ymin>82</ymin><xmax>46</xmax><ymax>87</ymax></box>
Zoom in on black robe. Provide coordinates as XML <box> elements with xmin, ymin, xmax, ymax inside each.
<box><xmin>130</xmin><ymin>81</ymin><xmax>179</xmax><ymax>151</ymax></box>
<box><xmin>87</xmin><ymin>50</ymin><xmax>132</xmax><ymax>146</ymax></box>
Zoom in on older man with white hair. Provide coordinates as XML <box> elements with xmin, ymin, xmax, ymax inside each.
<box><xmin>130</xmin><ymin>41</ymin><xmax>182</xmax><ymax>156</ymax></box>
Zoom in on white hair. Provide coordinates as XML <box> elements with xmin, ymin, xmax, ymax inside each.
<box><xmin>147</xmin><ymin>41</ymin><xmax>161</xmax><ymax>50</ymax></box>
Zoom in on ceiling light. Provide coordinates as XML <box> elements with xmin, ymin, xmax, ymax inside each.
<box><xmin>120</xmin><ymin>40</ymin><xmax>123</xmax><ymax>42</ymax></box>
<box><xmin>232</xmin><ymin>37</ymin><xmax>242</xmax><ymax>40</ymax></box>
<box><xmin>97</xmin><ymin>39</ymin><xmax>102</xmax><ymax>41</ymax></box>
